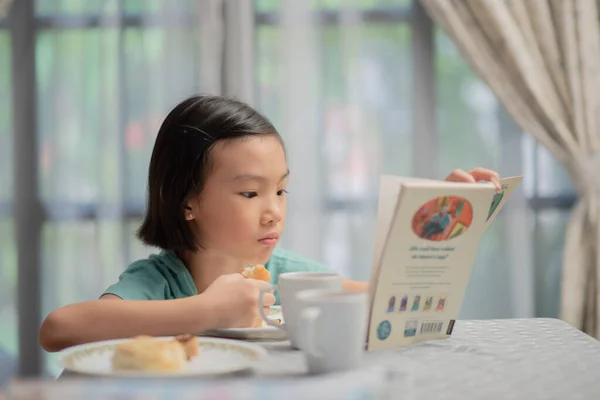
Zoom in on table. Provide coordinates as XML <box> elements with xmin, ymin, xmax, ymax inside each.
<box><xmin>6</xmin><ymin>318</ymin><xmax>600</xmax><ymax>399</ymax></box>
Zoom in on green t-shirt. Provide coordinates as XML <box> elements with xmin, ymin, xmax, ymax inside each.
<box><xmin>103</xmin><ymin>248</ymin><xmax>332</xmax><ymax>305</ymax></box>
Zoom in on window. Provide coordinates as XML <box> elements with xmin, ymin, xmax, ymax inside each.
<box><xmin>256</xmin><ymin>1</ymin><xmax>413</xmax><ymax>279</ymax></box>
<box><xmin>2</xmin><ymin>0</ymin><xmax>577</xmax><ymax>379</ymax></box>
<box><xmin>5</xmin><ymin>0</ymin><xmax>208</xmax><ymax>378</ymax></box>
<box><xmin>0</xmin><ymin>13</ymin><xmax>16</xmax><ymax>386</ymax></box>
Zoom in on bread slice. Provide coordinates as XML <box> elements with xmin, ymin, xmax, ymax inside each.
<box><xmin>174</xmin><ymin>334</ymin><xmax>199</xmax><ymax>360</ymax></box>
<box><xmin>111</xmin><ymin>336</ymin><xmax>187</xmax><ymax>372</ymax></box>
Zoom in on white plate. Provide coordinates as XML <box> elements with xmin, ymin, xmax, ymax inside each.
<box><xmin>57</xmin><ymin>336</ymin><xmax>267</xmax><ymax>378</ymax></box>
<box><xmin>202</xmin><ymin>306</ymin><xmax>287</xmax><ymax>341</ymax></box>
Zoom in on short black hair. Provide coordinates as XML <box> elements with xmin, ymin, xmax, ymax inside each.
<box><xmin>137</xmin><ymin>95</ymin><xmax>281</xmax><ymax>252</ymax></box>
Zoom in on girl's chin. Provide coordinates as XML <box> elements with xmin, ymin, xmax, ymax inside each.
<box><xmin>247</xmin><ymin>248</ymin><xmax>276</xmax><ymax>265</ymax></box>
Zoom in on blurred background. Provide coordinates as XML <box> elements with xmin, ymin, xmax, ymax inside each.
<box><xmin>0</xmin><ymin>0</ymin><xmax>576</xmax><ymax>382</ymax></box>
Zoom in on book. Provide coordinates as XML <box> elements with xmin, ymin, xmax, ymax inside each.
<box><xmin>366</xmin><ymin>175</ymin><xmax>522</xmax><ymax>350</ymax></box>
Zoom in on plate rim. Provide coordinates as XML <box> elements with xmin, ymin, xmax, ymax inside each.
<box><xmin>201</xmin><ymin>326</ymin><xmax>288</xmax><ymax>341</ymax></box>
<box><xmin>202</xmin><ymin>306</ymin><xmax>286</xmax><ymax>337</ymax></box>
<box><xmin>57</xmin><ymin>336</ymin><xmax>268</xmax><ymax>378</ymax></box>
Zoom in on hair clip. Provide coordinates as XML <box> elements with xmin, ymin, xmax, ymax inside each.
<box><xmin>179</xmin><ymin>125</ymin><xmax>215</xmax><ymax>145</ymax></box>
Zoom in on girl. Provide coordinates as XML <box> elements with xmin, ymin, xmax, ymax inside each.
<box><xmin>39</xmin><ymin>95</ymin><xmax>500</xmax><ymax>352</ymax></box>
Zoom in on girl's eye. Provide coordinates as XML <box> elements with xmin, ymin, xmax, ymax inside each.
<box><xmin>277</xmin><ymin>189</ymin><xmax>288</xmax><ymax>196</ymax></box>
<box><xmin>240</xmin><ymin>192</ymin><xmax>258</xmax><ymax>199</ymax></box>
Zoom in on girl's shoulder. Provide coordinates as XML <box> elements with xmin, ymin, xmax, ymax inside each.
<box><xmin>103</xmin><ymin>251</ymin><xmax>197</xmax><ymax>300</ymax></box>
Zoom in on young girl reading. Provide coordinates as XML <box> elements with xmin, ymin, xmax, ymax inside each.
<box><xmin>39</xmin><ymin>95</ymin><xmax>500</xmax><ymax>352</ymax></box>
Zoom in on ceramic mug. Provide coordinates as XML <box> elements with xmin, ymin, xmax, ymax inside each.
<box><xmin>258</xmin><ymin>272</ymin><xmax>343</xmax><ymax>349</ymax></box>
<box><xmin>296</xmin><ymin>289</ymin><xmax>369</xmax><ymax>374</ymax></box>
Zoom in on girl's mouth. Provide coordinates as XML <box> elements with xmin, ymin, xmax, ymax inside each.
<box><xmin>258</xmin><ymin>232</ymin><xmax>279</xmax><ymax>246</ymax></box>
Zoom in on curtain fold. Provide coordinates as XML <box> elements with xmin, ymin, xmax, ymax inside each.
<box><xmin>421</xmin><ymin>0</ymin><xmax>600</xmax><ymax>337</ymax></box>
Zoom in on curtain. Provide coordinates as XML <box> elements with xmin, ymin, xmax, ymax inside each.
<box><xmin>421</xmin><ymin>0</ymin><xmax>600</xmax><ymax>338</ymax></box>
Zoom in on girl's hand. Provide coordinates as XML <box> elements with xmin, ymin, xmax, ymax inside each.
<box><xmin>444</xmin><ymin>168</ymin><xmax>501</xmax><ymax>191</ymax></box>
<box><xmin>200</xmin><ymin>273</ymin><xmax>276</xmax><ymax>329</ymax></box>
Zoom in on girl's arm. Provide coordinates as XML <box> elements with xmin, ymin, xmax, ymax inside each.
<box><xmin>39</xmin><ymin>274</ymin><xmax>276</xmax><ymax>352</ymax></box>
<box><xmin>39</xmin><ymin>295</ymin><xmax>218</xmax><ymax>352</ymax></box>
<box><xmin>342</xmin><ymin>279</ymin><xmax>369</xmax><ymax>292</ymax></box>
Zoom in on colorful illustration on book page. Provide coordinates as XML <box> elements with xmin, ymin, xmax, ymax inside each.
<box><xmin>423</xmin><ymin>296</ymin><xmax>433</xmax><ymax>311</ymax></box>
<box><xmin>399</xmin><ymin>295</ymin><xmax>408</xmax><ymax>312</ymax></box>
<box><xmin>436</xmin><ymin>296</ymin><xmax>447</xmax><ymax>311</ymax></box>
<box><xmin>411</xmin><ymin>196</ymin><xmax>473</xmax><ymax>241</ymax></box>
<box><xmin>411</xmin><ymin>295</ymin><xmax>421</xmax><ymax>312</ymax></box>
<box><xmin>387</xmin><ymin>296</ymin><xmax>396</xmax><ymax>313</ymax></box>
<box><xmin>486</xmin><ymin>190</ymin><xmax>505</xmax><ymax>221</ymax></box>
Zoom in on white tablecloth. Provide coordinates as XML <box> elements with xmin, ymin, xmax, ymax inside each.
<box><xmin>7</xmin><ymin>318</ymin><xmax>600</xmax><ymax>399</ymax></box>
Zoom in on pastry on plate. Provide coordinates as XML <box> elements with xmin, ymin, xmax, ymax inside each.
<box><xmin>175</xmin><ymin>334</ymin><xmax>199</xmax><ymax>360</ymax></box>
<box><xmin>242</xmin><ymin>264</ymin><xmax>271</xmax><ymax>328</ymax></box>
<box><xmin>111</xmin><ymin>335</ymin><xmax>198</xmax><ymax>372</ymax></box>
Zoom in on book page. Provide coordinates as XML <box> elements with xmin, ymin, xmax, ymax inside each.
<box><xmin>366</xmin><ymin>183</ymin><xmax>494</xmax><ymax>350</ymax></box>
<box><xmin>368</xmin><ymin>176</ymin><xmax>484</xmax><ymax>285</ymax></box>
<box><xmin>370</xmin><ymin>176</ymin><xmax>402</xmax><ymax>275</ymax></box>
<box><xmin>367</xmin><ymin>176</ymin><xmax>401</xmax><ymax>303</ymax></box>
<box><xmin>367</xmin><ymin>176</ymin><xmax>463</xmax><ymax>299</ymax></box>
<box><xmin>483</xmin><ymin>176</ymin><xmax>523</xmax><ymax>229</ymax></box>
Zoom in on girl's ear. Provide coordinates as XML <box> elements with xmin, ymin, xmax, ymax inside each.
<box><xmin>184</xmin><ymin>207</ymin><xmax>194</xmax><ymax>221</ymax></box>
<box><xmin>183</xmin><ymin>196</ymin><xmax>200</xmax><ymax>221</ymax></box>
<box><xmin>185</xmin><ymin>195</ymin><xmax>202</xmax><ymax>221</ymax></box>
<box><xmin>184</xmin><ymin>204</ymin><xmax>195</xmax><ymax>221</ymax></box>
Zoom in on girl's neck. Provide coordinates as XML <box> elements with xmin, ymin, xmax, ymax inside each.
<box><xmin>178</xmin><ymin>249</ymin><xmax>247</xmax><ymax>294</ymax></box>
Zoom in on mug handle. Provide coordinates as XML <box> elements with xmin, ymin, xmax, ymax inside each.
<box><xmin>301</xmin><ymin>307</ymin><xmax>323</xmax><ymax>358</ymax></box>
<box><xmin>258</xmin><ymin>284</ymin><xmax>283</xmax><ymax>329</ymax></box>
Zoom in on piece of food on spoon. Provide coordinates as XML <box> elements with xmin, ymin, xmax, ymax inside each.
<box><xmin>242</xmin><ymin>264</ymin><xmax>271</xmax><ymax>328</ymax></box>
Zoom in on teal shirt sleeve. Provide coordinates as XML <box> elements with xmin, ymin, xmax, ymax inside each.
<box><xmin>103</xmin><ymin>260</ymin><xmax>171</xmax><ymax>300</ymax></box>
<box><xmin>266</xmin><ymin>248</ymin><xmax>334</xmax><ymax>305</ymax></box>
<box><xmin>102</xmin><ymin>252</ymin><xmax>197</xmax><ymax>301</ymax></box>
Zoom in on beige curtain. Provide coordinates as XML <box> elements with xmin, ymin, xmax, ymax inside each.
<box><xmin>420</xmin><ymin>0</ymin><xmax>600</xmax><ymax>338</ymax></box>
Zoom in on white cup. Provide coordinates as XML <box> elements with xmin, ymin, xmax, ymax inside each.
<box><xmin>296</xmin><ymin>289</ymin><xmax>368</xmax><ymax>375</ymax></box>
<box><xmin>259</xmin><ymin>272</ymin><xmax>343</xmax><ymax>349</ymax></box>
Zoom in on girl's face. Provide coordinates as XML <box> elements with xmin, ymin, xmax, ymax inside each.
<box><xmin>188</xmin><ymin>135</ymin><xmax>288</xmax><ymax>265</ymax></box>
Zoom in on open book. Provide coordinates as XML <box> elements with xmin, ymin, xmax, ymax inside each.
<box><xmin>366</xmin><ymin>175</ymin><xmax>522</xmax><ymax>350</ymax></box>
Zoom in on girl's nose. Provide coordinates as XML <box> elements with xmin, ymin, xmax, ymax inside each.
<box><xmin>261</xmin><ymin>202</ymin><xmax>282</xmax><ymax>225</ymax></box>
